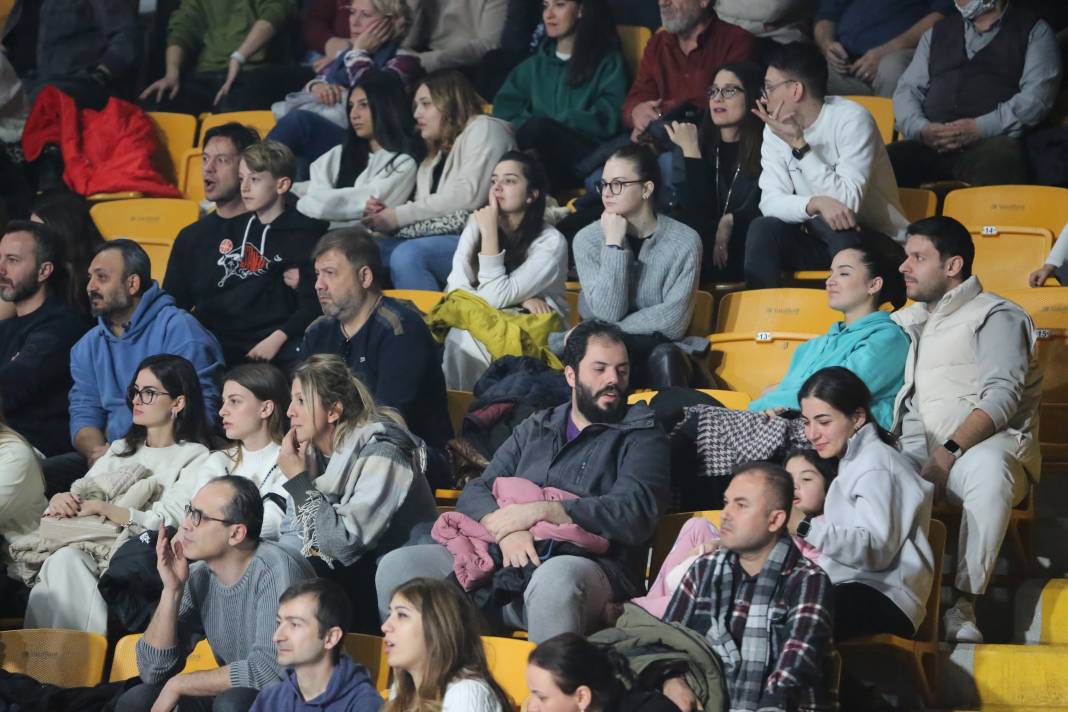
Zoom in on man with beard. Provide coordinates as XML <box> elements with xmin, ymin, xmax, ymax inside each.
<box><xmin>298</xmin><ymin>229</ymin><xmax>452</xmax><ymax>486</ymax></box>
<box><xmin>375</xmin><ymin>319</ymin><xmax>671</xmax><ymax>643</ymax></box>
<box><xmin>42</xmin><ymin>239</ymin><xmax>224</xmax><ymax>494</ymax></box>
<box><xmin>0</xmin><ymin>221</ymin><xmax>88</xmax><ymax>456</ymax></box>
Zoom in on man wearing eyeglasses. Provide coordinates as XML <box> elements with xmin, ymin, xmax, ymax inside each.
<box><xmin>115</xmin><ymin>475</ymin><xmax>314</xmax><ymax>712</ymax></box>
<box><xmin>744</xmin><ymin>42</ymin><xmax>909</xmax><ymax>289</ymax></box>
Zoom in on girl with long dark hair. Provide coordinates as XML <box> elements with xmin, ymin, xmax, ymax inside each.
<box><xmin>296</xmin><ymin>71</ymin><xmax>423</xmax><ymax>227</ymax></box>
<box><xmin>442</xmin><ymin>151</ymin><xmax>569</xmax><ymax>388</ymax></box>
<box><xmin>666</xmin><ymin>61</ymin><xmax>765</xmax><ymax>284</ymax></box>
<box><xmin>25</xmin><ymin>354</ymin><xmax>214</xmax><ymax>633</ymax></box>
<box><xmin>492</xmin><ymin>0</ymin><xmax>628</xmax><ymax>191</ymax></box>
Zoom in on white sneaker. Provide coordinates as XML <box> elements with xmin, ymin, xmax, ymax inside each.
<box><xmin>944</xmin><ymin>598</ymin><xmax>984</xmax><ymax>643</ymax></box>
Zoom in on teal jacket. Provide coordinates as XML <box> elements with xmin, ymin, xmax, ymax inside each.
<box><xmin>748</xmin><ymin>311</ymin><xmax>908</xmax><ymax>429</ymax></box>
<box><xmin>492</xmin><ymin>39</ymin><xmax>628</xmax><ymax>142</ymax></box>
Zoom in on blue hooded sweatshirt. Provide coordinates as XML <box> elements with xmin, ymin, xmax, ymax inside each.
<box><xmin>747</xmin><ymin>310</ymin><xmax>909</xmax><ymax>429</ymax></box>
<box><xmin>249</xmin><ymin>655</ymin><xmax>384</xmax><ymax>712</ymax></box>
<box><xmin>68</xmin><ymin>282</ymin><xmax>224</xmax><ymax>443</ymax></box>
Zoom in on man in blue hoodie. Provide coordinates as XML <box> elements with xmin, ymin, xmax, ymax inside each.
<box><xmin>41</xmin><ymin>239</ymin><xmax>225</xmax><ymax>494</ymax></box>
<box><xmin>249</xmin><ymin>578</ymin><xmax>383</xmax><ymax>712</ymax></box>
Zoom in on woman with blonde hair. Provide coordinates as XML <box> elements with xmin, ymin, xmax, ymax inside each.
<box><xmin>382</xmin><ymin>577</ymin><xmax>511</xmax><ymax>712</ymax></box>
<box><xmin>277</xmin><ymin>353</ymin><xmax>438</xmax><ymax>632</ymax></box>
<box><xmin>363</xmin><ymin>70</ymin><xmax>516</xmax><ymax>290</ymax></box>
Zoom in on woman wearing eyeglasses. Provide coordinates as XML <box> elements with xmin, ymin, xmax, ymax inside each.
<box><xmin>25</xmin><ymin>354</ymin><xmax>215</xmax><ymax>633</ymax></box>
<box><xmin>666</xmin><ymin>61</ymin><xmax>764</xmax><ymax>285</ymax></box>
<box><xmin>560</xmin><ymin>142</ymin><xmax>702</xmax><ymax>388</ymax></box>
<box><xmin>276</xmin><ymin>354</ymin><xmax>438</xmax><ymax>633</ymax></box>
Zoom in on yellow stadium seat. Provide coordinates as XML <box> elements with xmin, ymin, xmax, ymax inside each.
<box><xmin>839</xmin><ymin>519</ymin><xmax>946</xmax><ymax>707</ymax></box>
<box><xmin>967</xmin><ymin>226</ymin><xmax>1053</xmax><ymax>293</ymax></box>
<box><xmin>90</xmin><ymin>198</ymin><xmax>201</xmax><ymax>282</ymax></box>
<box><xmin>147</xmin><ymin>112</ymin><xmax>198</xmax><ymax>186</ymax></box>
<box><xmin>627</xmin><ymin>389</ymin><xmax>751</xmax><ymax>410</ymax></box>
<box><xmin>714</xmin><ymin>288</ymin><xmax>838</xmax><ymax>334</ymax></box>
<box><xmin>899</xmin><ymin>187</ymin><xmax>938</xmax><ymax>223</ymax></box>
<box><xmin>790</xmin><ymin>270</ymin><xmax>830</xmax><ymax>284</ymax></box>
<box><xmin>845</xmin><ymin>95</ymin><xmax>895</xmax><ymax>143</ymax></box>
<box><xmin>1002</xmin><ymin>287</ymin><xmax>1068</xmax><ymax>461</ymax></box>
<box><xmin>435</xmin><ymin>488</ymin><xmax>462</xmax><ymax>504</ymax></box>
<box><xmin>564</xmin><ymin>290</ymin><xmax>580</xmax><ymax>327</ymax></box>
<box><xmin>706</xmin><ymin>331</ymin><xmax>816</xmax><ymax>399</ymax></box>
<box><xmin>447</xmin><ymin>389</ymin><xmax>474</xmax><ymax>435</ymax></box>
<box><xmin>343</xmin><ymin>633</ymin><xmax>390</xmax><ymax>692</ymax></box>
<box><xmin>943</xmin><ymin>185</ymin><xmax>1068</xmax><ymax>237</ymax></box>
<box><xmin>383</xmin><ymin>289</ymin><xmax>444</xmax><ymax>314</ymax></box>
<box><xmin>687</xmin><ymin>289</ymin><xmax>714</xmax><ymax>337</ymax></box>
<box><xmin>616</xmin><ymin>25</ymin><xmax>652</xmax><ymax>79</ymax></box>
<box><xmin>565</xmin><ymin>280</ymin><xmax>580</xmax><ymax>292</ymax></box>
<box><xmin>648</xmin><ymin>511</ymin><xmax>722</xmax><ymax>585</ymax></box>
<box><xmin>198</xmin><ymin>111</ymin><xmax>276</xmax><ymax>147</ymax></box>
<box><xmin>181</xmin><ymin>148</ymin><xmax>205</xmax><ymax>202</ymax></box>
<box><xmin>110</xmin><ymin>635</ymin><xmax>218</xmax><ymax>681</ymax></box>
<box><xmin>0</xmin><ymin>629</ymin><xmax>107</xmax><ymax>687</ymax></box>
<box><xmin>482</xmin><ymin>635</ymin><xmax>535</xmax><ymax>710</ymax></box>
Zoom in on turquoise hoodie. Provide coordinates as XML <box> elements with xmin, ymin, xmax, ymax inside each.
<box><xmin>492</xmin><ymin>39</ymin><xmax>628</xmax><ymax>142</ymax></box>
<box><xmin>747</xmin><ymin>311</ymin><xmax>908</xmax><ymax>429</ymax></box>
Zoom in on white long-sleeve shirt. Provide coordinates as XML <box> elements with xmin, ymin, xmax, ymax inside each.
<box><xmin>758</xmin><ymin>96</ymin><xmax>909</xmax><ymax>241</ymax></box>
<box><xmin>446</xmin><ymin>221</ymin><xmax>569</xmax><ymax>317</ymax></box>
<box><xmin>200</xmin><ymin>443</ymin><xmax>288</xmax><ymax>541</ymax></box>
<box><xmin>1045</xmin><ymin>220</ymin><xmax>1068</xmax><ymax>268</ymax></box>
<box><xmin>295</xmin><ymin>146</ymin><xmax>417</xmax><ymax>227</ymax></box>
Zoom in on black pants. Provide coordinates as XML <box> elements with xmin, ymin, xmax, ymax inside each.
<box><xmin>834</xmin><ymin>582</ymin><xmax>914</xmax><ymax>641</ymax></box>
<box><xmin>310</xmin><ymin>554</ymin><xmax>382</xmax><ymax>635</ymax></box>
<box><xmin>743</xmin><ymin>216</ymin><xmax>872</xmax><ymax>289</ymax></box>
<box><xmin>115</xmin><ymin>683</ymin><xmax>259</xmax><ymax>712</ymax></box>
<box><xmin>623</xmin><ymin>333</ymin><xmax>693</xmax><ymax>390</ymax></box>
<box><xmin>141</xmin><ymin>65</ymin><xmax>313</xmax><ymax>115</ymax></box>
<box><xmin>886</xmin><ymin>136</ymin><xmax>1030</xmax><ymax>188</ymax></box>
<box><xmin>515</xmin><ymin>116</ymin><xmax>598</xmax><ymax>192</ymax></box>
<box><xmin>41</xmin><ymin>451</ymin><xmax>88</xmax><ymax>498</ymax></box>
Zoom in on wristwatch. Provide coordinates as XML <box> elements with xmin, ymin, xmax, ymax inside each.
<box><xmin>942</xmin><ymin>439</ymin><xmax>963</xmax><ymax>459</ymax></box>
<box><xmin>796</xmin><ymin>515</ymin><xmax>813</xmax><ymax>539</ymax></box>
<box><xmin>791</xmin><ymin>143</ymin><xmax>811</xmax><ymax>160</ymax></box>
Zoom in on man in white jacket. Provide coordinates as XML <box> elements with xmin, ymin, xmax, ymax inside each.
<box><xmin>894</xmin><ymin>215</ymin><xmax>1042</xmax><ymax>642</ymax></box>
<box><xmin>745</xmin><ymin>41</ymin><xmax>908</xmax><ymax>288</ymax></box>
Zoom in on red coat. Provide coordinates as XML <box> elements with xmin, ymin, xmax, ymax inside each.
<box><xmin>21</xmin><ymin>86</ymin><xmax>180</xmax><ymax>198</ymax></box>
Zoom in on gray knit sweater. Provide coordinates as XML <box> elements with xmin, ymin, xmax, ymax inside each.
<box><xmin>135</xmin><ymin>541</ymin><xmax>314</xmax><ymax>689</ymax></box>
<box><xmin>569</xmin><ymin>214</ymin><xmax>701</xmax><ymax>343</ymax></box>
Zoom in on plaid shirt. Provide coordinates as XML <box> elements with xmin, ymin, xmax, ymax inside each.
<box><xmin>664</xmin><ymin>539</ymin><xmax>837</xmax><ymax>712</ymax></box>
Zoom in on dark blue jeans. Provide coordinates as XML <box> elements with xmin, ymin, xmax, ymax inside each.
<box><xmin>267</xmin><ymin>110</ymin><xmax>346</xmax><ymax>180</ymax></box>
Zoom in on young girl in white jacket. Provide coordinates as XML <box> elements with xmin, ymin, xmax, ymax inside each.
<box><xmin>796</xmin><ymin>365</ymin><xmax>935</xmax><ymax>640</ymax></box>
<box><xmin>442</xmin><ymin>151</ymin><xmax>568</xmax><ymax>389</ymax></box>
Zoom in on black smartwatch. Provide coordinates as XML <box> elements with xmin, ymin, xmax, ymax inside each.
<box><xmin>791</xmin><ymin>143</ymin><xmax>811</xmax><ymax>160</ymax></box>
<box><xmin>796</xmin><ymin>515</ymin><xmax>813</xmax><ymax>539</ymax></box>
<box><xmin>942</xmin><ymin>439</ymin><xmax>963</xmax><ymax>459</ymax></box>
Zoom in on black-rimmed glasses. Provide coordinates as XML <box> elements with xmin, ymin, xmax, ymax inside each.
<box><xmin>127</xmin><ymin>385</ymin><xmax>173</xmax><ymax>405</ymax></box>
<box><xmin>595</xmin><ymin>179</ymin><xmax>644</xmax><ymax>196</ymax></box>
<box><xmin>184</xmin><ymin>505</ymin><xmax>237</xmax><ymax>528</ymax></box>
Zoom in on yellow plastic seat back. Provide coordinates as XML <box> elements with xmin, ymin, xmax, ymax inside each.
<box><xmin>181</xmin><ymin>149</ymin><xmax>205</xmax><ymax>203</ymax></box>
<box><xmin>0</xmin><ymin>629</ymin><xmax>107</xmax><ymax>687</ymax></box>
<box><xmin>898</xmin><ymin>187</ymin><xmax>937</xmax><ymax>223</ymax></box>
<box><xmin>648</xmin><ymin>511</ymin><xmax>722</xmax><ymax>585</ymax></box>
<box><xmin>616</xmin><ymin>25</ymin><xmax>652</xmax><ymax>79</ymax></box>
<box><xmin>147</xmin><ymin>112</ymin><xmax>198</xmax><ymax>186</ymax></box>
<box><xmin>447</xmin><ymin>389</ymin><xmax>474</xmax><ymax>435</ymax></box>
<box><xmin>482</xmin><ymin>636</ymin><xmax>535</xmax><ymax>710</ymax></box>
<box><xmin>707</xmin><ymin>331</ymin><xmax>816</xmax><ymax>399</ymax></box>
<box><xmin>715</xmin><ymin>288</ymin><xmax>838</xmax><ymax>334</ymax></box>
<box><xmin>198</xmin><ymin>111</ymin><xmax>276</xmax><ymax>146</ymax></box>
<box><xmin>844</xmin><ymin>95</ymin><xmax>894</xmax><ymax>143</ymax></box>
<box><xmin>628</xmin><ymin>389</ymin><xmax>751</xmax><ymax>410</ymax></box>
<box><xmin>383</xmin><ymin>289</ymin><xmax>444</xmax><ymax>314</ymax></box>
<box><xmin>90</xmin><ymin>198</ymin><xmax>201</xmax><ymax>283</ymax></box>
<box><xmin>343</xmin><ymin>633</ymin><xmax>390</xmax><ymax>692</ymax></box>
<box><xmin>110</xmin><ymin>635</ymin><xmax>218</xmax><ymax>681</ymax></box>
<box><xmin>967</xmin><ymin>226</ymin><xmax>1053</xmax><ymax>293</ymax></box>
<box><xmin>687</xmin><ymin>290</ymin><xmax>714</xmax><ymax>337</ymax></box>
<box><xmin>943</xmin><ymin>185</ymin><xmax>1068</xmax><ymax>236</ymax></box>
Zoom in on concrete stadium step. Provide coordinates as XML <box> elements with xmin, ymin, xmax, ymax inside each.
<box><xmin>1014</xmin><ymin>579</ymin><xmax>1068</xmax><ymax>644</ymax></box>
<box><xmin>940</xmin><ymin>644</ymin><xmax>1068</xmax><ymax>709</ymax></box>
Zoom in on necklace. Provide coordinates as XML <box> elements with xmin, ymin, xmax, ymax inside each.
<box><xmin>714</xmin><ymin>144</ymin><xmax>742</xmax><ymax>215</ymax></box>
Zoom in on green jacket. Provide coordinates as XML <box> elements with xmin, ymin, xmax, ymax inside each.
<box><xmin>167</xmin><ymin>0</ymin><xmax>296</xmax><ymax>71</ymax></box>
<box><xmin>492</xmin><ymin>39</ymin><xmax>628</xmax><ymax>142</ymax></box>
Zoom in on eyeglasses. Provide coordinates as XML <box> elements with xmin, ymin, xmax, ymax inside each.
<box><xmin>707</xmin><ymin>85</ymin><xmax>743</xmax><ymax>99</ymax></box>
<box><xmin>184</xmin><ymin>504</ymin><xmax>236</xmax><ymax>528</ymax></box>
<box><xmin>761</xmin><ymin>79</ymin><xmax>797</xmax><ymax>99</ymax></box>
<box><xmin>127</xmin><ymin>385</ymin><xmax>173</xmax><ymax>405</ymax></box>
<box><xmin>595</xmin><ymin>179</ymin><xmax>644</xmax><ymax>196</ymax></box>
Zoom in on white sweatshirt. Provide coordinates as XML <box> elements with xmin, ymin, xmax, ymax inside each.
<box><xmin>805</xmin><ymin>423</ymin><xmax>935</xmax><ymax>631</ymax></box>
<box><xmin>446</xmin><ymin>220</ymin><xmax>569</xmax><ymax>317</ymax></box>
<box><xmin>200</xmin><ymin>443</ymin><xmax>288</xmax><ymax>541</ymax></box>
<box><xmin>1045</xmin><ymin>219</ymin><xmax>1068</xmax><ymax>268</ymax></box>
<box><xmin>759</xmin><ymin>96</ymin><xmax>909</xmax><ymax>241</ymax></box>
<box><xmin>295</xmin><ymin>147</ymin><xmax>417</xmax><ymax>227</ymax></box>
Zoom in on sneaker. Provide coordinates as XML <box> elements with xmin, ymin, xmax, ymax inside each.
<box><xmin>944</xmin><ymin>598</ymin><xmax>984</xmax><ymax>643</ymax></box>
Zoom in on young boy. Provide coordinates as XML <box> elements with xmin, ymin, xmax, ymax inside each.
<box><xmin>170</xmin><ymin>140</ymin><xmax>326</xmax><ymax>369</ymax></box>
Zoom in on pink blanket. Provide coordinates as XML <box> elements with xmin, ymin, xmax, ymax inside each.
<box><xmin>432</xmin><ymin>477</ymin><xmax>610</xmax><ymax>591</ymax></box>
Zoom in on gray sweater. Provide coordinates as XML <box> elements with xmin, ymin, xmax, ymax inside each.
<box><xmin>136</xmin><ymin>541</ymin><xmax>314</xmax><ymax>689</ymax></box>
<box><xmin>571</xmin><ymin>214</ymin><xmax>701</xmax><ymax>341</ymax></box>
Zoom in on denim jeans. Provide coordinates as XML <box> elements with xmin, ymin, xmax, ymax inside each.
<box><xmin>267</xmin><ymin>110</ymin><xmax>346</xmax><ymax>181</ymax></box>
<box><xmin>376</xmin><ymin>234</ymin><xmax>460</xmax><ymax>291</ymax></box>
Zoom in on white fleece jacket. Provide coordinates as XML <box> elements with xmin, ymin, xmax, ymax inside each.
<box><xmin>295</xmin><ymin>146</ymin><xmax>417</xmax><ymax>227</ymax></box>
<box><xmin>806</xmin><ymin>423</ymin><xmax>935</xmax><ymax>631</ymax></box>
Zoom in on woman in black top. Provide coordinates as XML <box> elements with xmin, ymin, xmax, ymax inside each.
<box><xmin>666</xmin><ymin>61</ymin><xmax>764</xmax><ymax>285</ymax></box>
